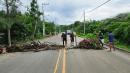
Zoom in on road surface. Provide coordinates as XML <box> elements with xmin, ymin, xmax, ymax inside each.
<box><xmin>0</xmin><ymin>34</ymin><xmax>130</xmax><ymax>73</ymax></box>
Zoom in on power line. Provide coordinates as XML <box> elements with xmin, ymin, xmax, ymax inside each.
<box><xmin>78</xmin><ymin>0</ymin><xmax>111</xmax><ymax>21</ymax></box>
<box><xmin>83</xmin><ymin>10</ymin><xmax>86</xmax><ymax>34</ymax></box>
<box><xmin>79</xmin><ymin>12</ymin><xmax>84</xmax><ymax>21</ymax></box>
<box><xmin>87</xmin><ymin>0</ymin><xmax>111</xmax><ymax>13</ymax></box>
<box><xmin>79</xmin><ymin>0</ymin><xmax>111</xmax><ymax>34</ymax></box>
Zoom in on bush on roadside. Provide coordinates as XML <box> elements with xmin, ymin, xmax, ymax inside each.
<box><xmin>79</xmin><ymin>33</ymin><xmax>96</xmax><ymax>39</ymax></box>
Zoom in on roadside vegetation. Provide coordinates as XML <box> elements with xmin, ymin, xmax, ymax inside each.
<box><xmin>79</xmin><ymin>33</ymin><xmax>97</xmax><ymax>39</ymax></box>
<box><xmin>0</xmin><ymin>0</ymin><xmax>61</xmax><ymax>46</ymax></box>
<box><xmin>67</xmin><ymin>13</ymin><xmax>130</xmax><ymax>52</ymax></box>
<box><xmin>0</xmin><ymin>0</ymin><xmax>130</xmax><ymax>52</ymax></box>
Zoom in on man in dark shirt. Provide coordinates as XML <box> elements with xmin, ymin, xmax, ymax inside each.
<box><xmin>108</xmin><ymin>31</ymin><xmax>115</xmax><ymax>51</ymax></box>
<box><xmin>61</xmin><ymin>32</ymin><xmax>67</xmax><ymax>47</ymax></box>
<box><xmin>70</xmin><ymin>32</ymin><xmax>75</xmax><ymax>46</ymax></box>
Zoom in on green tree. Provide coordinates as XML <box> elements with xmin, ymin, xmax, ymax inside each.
<box><xmin>29</xmin><ymin>0</ymin><xmax>42</xmax><ymax>39</ymax></box>
<box><xmin>1</xmin><ymin>0</ymin><xmax>20</xmax><ymax>46</ymax></box>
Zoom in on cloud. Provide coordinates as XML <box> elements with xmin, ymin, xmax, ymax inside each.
<box><xmin>41</xmin><ymin>0</ymin><xmax>130</xmax><ymax>24</ymax></box>
<box><xmin>86</xmin><ymin>1</ymin><xmax>130</xmax><ymax>20</ymax></box>
<box><xmin>1</xmin><ymin>0</ymin><xmax>130</xmax><ymax>25</ymax></box>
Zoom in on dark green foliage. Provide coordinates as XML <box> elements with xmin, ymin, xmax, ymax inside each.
<box><xmin>0</xmin><ymin>0</ymin><xmax>57</xmax><ymax>45</ymax></box>
<box><xmin>0</xmin><ymin>30</ymin><xmax>8</xmax><ymax>44</ymax></box>
<box><xmin>45</xmin><ymin>22</ymin><xmax>55</xmax><ymax>35</ymax></box>
<box><xmin>11</xmin><ymin>23</ymin><xmax>30</xmax><ymax>42</ymax></box>
<box><xmin>0</xmin><ymin>9</ymin><xmax>57</xmax><ymax>45</ymax></box>
<box><xmin>79</xmin><ymin>33</ymin><xmax>97</xmax><ymax>39</ymax></box>
<box><xmin>29</xmin><ymin>0</ymin><xmax>42</xmax><ymax>38</ymax></box>
<box><xmin>69</xmin><ymin>12</ymin><xmax>130</xmax><ymax>45</ymax></box>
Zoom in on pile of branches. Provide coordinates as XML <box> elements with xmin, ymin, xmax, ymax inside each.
<box><xmin>75</xmin><ymin>39</ymin><xmax>102</xmax><ymax>49</ymax></box>
<box><xmin>0</xmin><ymin>45</ymin><xmax>7</xmax><ymax>54</ymax></box>
<box><xmin>7</xmin><ymin>41</ymin><xmax>64</xmax><ymax>52</ymax></box>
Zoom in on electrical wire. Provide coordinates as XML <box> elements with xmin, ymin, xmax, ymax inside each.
<box><xmin>87</xmin><ymin>0</ymin><xmax>111</xmax><ymax>13</ymax></box>
<box><xmin>78</xmin><ymin>0</ymin><xmax>112</xmax><ymax>21</ymax></box>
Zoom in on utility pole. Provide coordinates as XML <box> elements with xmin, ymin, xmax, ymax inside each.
<box><xmin>55</xmin><ymin>24</ymin><xmax>56</xmax><ymax>35</ymax></box>
<box><xmin>58</xmin><ymin>25</ymin><xmax>61</xmax><ymax>33</ymax></box>
<box><xmin>42</xmin><ymin>3</ymin><xmax>49</xmax><ymax>36</ymax></box>
<box><xmin>54</xmin><ymin>17</ymin><xmax>57</xmax><ymax>35</ymax></box>
<box><xmin>83</xmin><ymin>10</ymin><xmax>86</xmax><ymax>34</ymax></box>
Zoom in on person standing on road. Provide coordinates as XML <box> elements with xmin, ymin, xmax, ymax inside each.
<box><xmin>108</xmin><ymin>31</ymin><xmax>115</xmax><ymax>51</ymax></box>
<box><xmin>98</xmin><ymin>31</ymin><xmax>104</xmax><ymax>47</ymax></box>
<box><xmin>61</xmin><ymin>32</ymin><xmax>67</xmax><ymax>47</ymax></box>
<box><xmin>70</xmin><ymin>32</ymin><xmax>75</xmax><ymax>46</ymax></box>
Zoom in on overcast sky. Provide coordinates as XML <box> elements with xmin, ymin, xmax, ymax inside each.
<box><xmin>1</xmin><ymin>0</ymin><xmax>130</xmax><ymax>25</ymax></box>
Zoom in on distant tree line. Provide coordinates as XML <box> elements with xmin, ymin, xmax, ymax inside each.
<box><xmin>67</xmin><ymin>13</ymin><xmax>130</xmax><ymax>45</ymax></box>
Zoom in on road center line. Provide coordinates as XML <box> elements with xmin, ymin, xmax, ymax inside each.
<box><xmin>62</xmin><ymin>48</ymin><xmax>67</xmax><ymax>73</ymax></box>
<box><xmin>53</xmin><ymin>49</ymin><xmax>62</xmax><ymax>73</ymax></box>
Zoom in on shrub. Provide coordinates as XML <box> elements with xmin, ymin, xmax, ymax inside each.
<box><xmin>80</xmin><ymin>33</ymin><xmax>96</xmax><ymax>39</ymax></box>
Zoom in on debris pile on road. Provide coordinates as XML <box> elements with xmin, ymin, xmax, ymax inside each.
<box><xmin>7</xmin><ymin>41</ymin><xmax>64</xmax><ymax>52</ymax></box>
<box><xmin>0</xmin><ymin>45</ymin><xmax>7</xmax><ymax>54</ymax></box>
<box><xmin>74</xmin><ymin>39</ymin><xmax>102</xmax><ymax>49</ymax></box>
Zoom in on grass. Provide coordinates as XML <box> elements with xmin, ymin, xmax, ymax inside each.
<box><xmin>104</xmin><ymin>38</ymin><xmax>130</xmax><ymax>52</ymax></box>
<box><xmin>115</xmin><ymin>42</ymin><xmax>130</xmax><ymax>52</ymax></box>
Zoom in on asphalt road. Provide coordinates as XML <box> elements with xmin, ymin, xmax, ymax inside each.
<box><xmin>0</xmin><ymin>34</ymin><xmax>130</xmax><ymax>73</ymax></box>
<box><xmin>67</xmin><ymin>49</ymin><xmax>130</xmax><ymax>73</ymax></box>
